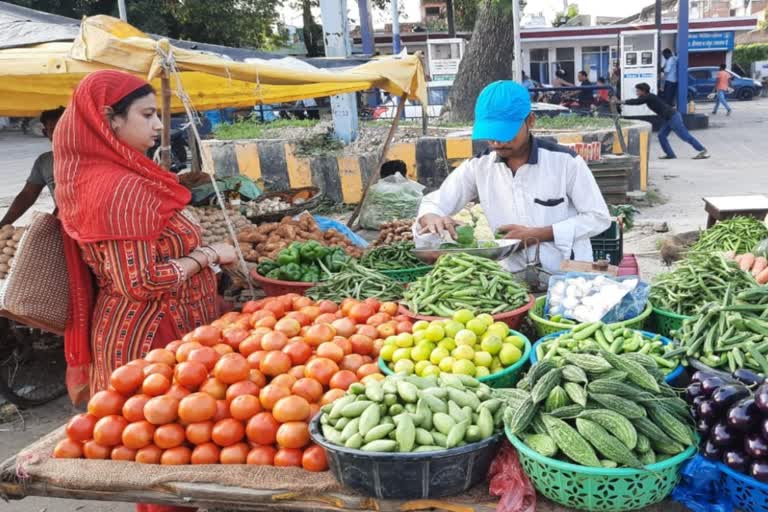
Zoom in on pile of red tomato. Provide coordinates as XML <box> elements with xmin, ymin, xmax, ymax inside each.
<box><xmin>54</xmin><ymin>295</ymin><xmax>413</xmax><ymax>471</ymax></box>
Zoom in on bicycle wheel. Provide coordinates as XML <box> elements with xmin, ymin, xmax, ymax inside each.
<box><xmin>0</xmin><ymin>328</ymin><xmax>67</xmax><ymax>408</ymax></box>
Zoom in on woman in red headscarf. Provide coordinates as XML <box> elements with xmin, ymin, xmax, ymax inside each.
<box><xmin>54</xmin><ymin>71</ymin><xmax>235</xmax><ymax>511</ymax></box>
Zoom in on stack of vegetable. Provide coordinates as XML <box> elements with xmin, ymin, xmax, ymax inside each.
<box><xmin>0</xmin><ymin>225</ymin><xmax>23</xmax><ymax>280</ymax></box>
<box><xmin>650</xmin><ymin>253</ymin><xmax>756</xmax><ymax>316</ymax></box>
<box><xmin>316</xmin><ymin>372</ymin><xmax>504</xmax><ymax>453</ymax></box>
<box><xmin>688</xmin><ymin>369</ymin><xmax>768</xmax><ymax>482</ymax></box>
<box><xmin>506</xmin><ymin>354</ymin><xmax>696</xmax><ymax>468</ymax></box>
<box><xmin>53</xmin><ymin>294</ymin><xmax>401</xmax><ymax>468</ymax></box>
<box><xmin>187</xmin><ymin>206</ymin><xmax>251</xmax><ymax>245</ymax></box>
<box><xmin>379</xmin><ymin>309</ymin><xmax>527</xmax><ymax>379</ymax></box>
<box><xmin>306</xmin><ymin>262</ymin><xmax>405</xmax><ymax>302</ymax></box>
<box><xmin>691</xmin><ymin>217</ymin><xmax>768</xmax><ymax>254</ymax></box>
<box><xmin>243</xmin><ymin>196</ymin><xmax>292</xmax><ymax>218</ymax></box>
<box><xmin>256</xmin><ymin>241</ymin><xmax>350</xmax><ymax>283</ymax></box>
<box><xmin>238</xmin><ymin>214</ymin><xmax>364</xmax><ymax>263</ymax></box>
<box><xmin>372</xmin><ymin>219</ymin><xmax>414</xmax><ymax>248</ymax></box>
<box><xmin>725</xmin><ymin>251</ymin><xmax>768</xmax><ymax>285</ymax></box>
<box><xmin>535</xmin><ymin>322</ymin><xmax>682</xmax><ymax>375</ymax></box>
<box><xmin>439</xmin><ymin>225</ymin><xmax>497</xmax><ymax>250</ymax></box>
<box><xmin>402</xmin><ymin>253</ymin><xmax>529</xmax><ymax>317</ymax></box>
<box><xmin>453</xmin><ymin>203</ymin><xmax>494</xmax><ymax>241</ymax></box>
<box><xmin>674</xmin><ymin>285</ymin><xmax>768</xmax><ymax>374</ymax></box>
<box><xmin>360</xmin><ymin>242</ymin><xmax>424</xmax><ymax>271</ymax></box>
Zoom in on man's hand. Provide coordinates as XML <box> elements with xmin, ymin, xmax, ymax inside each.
<box><xmin>418</xmin><ymin>214</ymin><xmax>458</xmax><ymax>238</ymax></box>
<box><xmin>497</xmin><ymin>225</ymin><xmax>555</xmax><ymax>243</ymax></box>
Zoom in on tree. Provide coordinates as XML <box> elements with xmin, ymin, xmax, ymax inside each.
<box><xmin>292</xmin><ymin>0</ymin><xmax>324</xmax><ymax>57</ymax></box>
<box><xmin>5</xmin><ymin>0</ymin><xmax>286</xmax><ymax>49</ymax></box>
<box><xmin>443</xmin><ymin>0</ymin><xmax>517</xmax><ymax>122</ymax></box>
<box><xmin>552</xmin><ymin>3</ymin><xmax>579</xmax><ymax>27</ymax></box>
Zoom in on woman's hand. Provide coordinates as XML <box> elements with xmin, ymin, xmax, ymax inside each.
<box><xmin>209</xmin><ymin>243</ymin><xmax>237</xmax><ymax>265</ymax></box>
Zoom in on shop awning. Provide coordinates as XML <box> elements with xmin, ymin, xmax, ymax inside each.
<box><xmin>0</xmin><ymin>15</ymin><xmax>427</xmax><ymax>116</ymax></box>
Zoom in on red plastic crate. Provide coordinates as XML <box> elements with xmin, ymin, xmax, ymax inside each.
<box><xmin>617</xmin><ymin>254</ymin><xmax>640</xmax><ymax>277</ymax></box>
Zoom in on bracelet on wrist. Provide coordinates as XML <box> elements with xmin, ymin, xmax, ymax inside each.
<box><xmin>184</xmin><ymin>255</ymin><xmax>204</xmax><ymax>274</ymax></box>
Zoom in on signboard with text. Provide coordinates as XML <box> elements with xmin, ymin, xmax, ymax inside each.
<box><xmin>688</xmin><ymin>31</ymin><xmax>735</xmax><ymax>52</ymax></box>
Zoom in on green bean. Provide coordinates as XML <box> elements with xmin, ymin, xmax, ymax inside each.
<box><xmin>360</xmin><ymin>242</ymin><xmax>425</xmax><ymax>271</ymax></box>
<box><xmin>306</xmin><ymin>262</ymin><xmax>405</xmax><ymax>302</ymax></box>
<box><xmin>691</xmin><ymin>216</ymin><xmax>768</xmax><ymax>254</ymax></box>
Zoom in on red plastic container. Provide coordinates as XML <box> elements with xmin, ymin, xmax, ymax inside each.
<box><xmin>250</xmin><ymin>270</ymin><xmax>316</xmax><ymax>297</ymax></box>
<box><xmin>398</xmin><ymin>294</ymin><xmax>536</xmax><ymax>330</ymax></box>
<box><xmin>617</xmin><ymin>254</ymin><xmax>640</xmax><ymax>278</ymax></box>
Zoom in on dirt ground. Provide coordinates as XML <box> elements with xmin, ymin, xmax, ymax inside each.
<box><xmin>2</xmin><ymin>97</ymin><xmax>767</xmax><ymax>511</ymax></box>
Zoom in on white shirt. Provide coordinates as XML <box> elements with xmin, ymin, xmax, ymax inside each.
<box><xmin>663</xmin><ymin>56</ymin><xmax>678</xmax><ymax>83</ymax></box>
<box><xmin>413</xmin><ymin>138</ymin><xmax>611</xmax><ymax>274</ymax></box>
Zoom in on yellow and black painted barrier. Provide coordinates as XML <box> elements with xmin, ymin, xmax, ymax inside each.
<box><xmin>201</xmin><ymin>121</ymin><xmax>651</xmax><ymax>203</ymax></box>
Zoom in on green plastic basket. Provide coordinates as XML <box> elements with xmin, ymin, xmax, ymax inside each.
<box><xmin>528</xmin><ymin>296</ymin><xmax>653</xmax><ymax>339</ymax></box>
<box><xmin>506</xmin><ymin>428</ymin><xmax>696</xmax><ymax>511</ymax></box>
<box><xmin>377</xmin><ymin>329</ymin><xmax>531</xmax><ymax>389</ymax></box>
<box><xmin>380</xmin><ymin>266</ymin><xmax>433</xmax><ymax>283</ymax></box>
<box><xmin>649</xmin><ymin>305</ymin><xmax>693</xmax><ymax>338</ymax></box>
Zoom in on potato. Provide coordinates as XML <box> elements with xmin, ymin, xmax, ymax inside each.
<box><xmin>0</xmin><ymin>263</ymin><xmax>9</xmax><ymax>273</ymax></box>
<box><xmin>2</xmin><ymin>247</ymin><xmax>14</xmax><ymax>256</ymax></box>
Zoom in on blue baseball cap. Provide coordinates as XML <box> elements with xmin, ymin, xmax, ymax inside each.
<box><xmin>472</xmin><ymin>81</ymin><xmax>532</xmax><ymax>142</ymax></box>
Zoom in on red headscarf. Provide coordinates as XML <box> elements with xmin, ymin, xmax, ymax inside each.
<box><xmin>54</xmin><ymin>70</ymin><xmax>191</xmax><ymax>403</ymax></box>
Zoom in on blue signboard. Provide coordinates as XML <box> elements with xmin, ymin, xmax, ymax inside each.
<box><xmin>688</xmin><ymin>31</ymin><xmax>735</xmax><ymax>52</ymax></box>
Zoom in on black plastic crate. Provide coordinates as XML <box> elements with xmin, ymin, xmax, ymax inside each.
<box><xmin>591</xmin><ymin>221</ymin><xmax>623</xmax><ymax>265</ymax></box>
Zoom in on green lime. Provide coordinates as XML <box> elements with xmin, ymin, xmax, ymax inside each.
<box><xmin>453</xmin><ymin>309</ymin><xmax>475</xmax><ymax>325</ymax></box>
<box><xmin>474</xmin><ymin>351</ymin><xmax>493</xmax><ymax>368</ymax></box>
<box><xmin>466</xmin><ymin>318</ymin><xmax>488</xmax><ymax>336</ymax></box>
<box><xmin>413</xmin><ymin>330</ymin><xmax>427</xmax><ymax>343</ymax></box>
<box><xmin>422</xmin><ymin>364</ymin><xmax>442</xmax><ymax>378</ymax></box>
<box><xmin>380</xmin><ymin>344</ymin><xmax>397</xmax><ymax>362</ymax></box>
<box><xmin>505</xmin><ymin>335</ymin><xmax>525</xmax><ymax>350</ymax></box>
<box><xmin>455</xmin><ymin>329</ymin><xmax>478</xmax><ymax>346</ymax></box>
<box><xmin>385</xmin><ymin>335</ymin><xmax>398</xmax><ymax>345</ymax></box>
<box><xmin>476</xmin><ymin>313</ymin><xmax>495</xmax><ymax>327</ymax></box>
<box><xmin>490</xmin><ymin>356</ymin><xmax>503</xmax><ymax>374</ymax></box>
<box><xmin>480</xmin><ymin>334</ymin><xmax>503</xmax><ymax>355</ymax></box>
<box><xmin>486</xmin><ymin>322</ymin><xmax>510</xmax><ymax>339</ymax></box>
<box><xmin>452</xmin><ymin>345</ymin><xmax>475</xmax><ymax>361</ymax></box>
<box><xmin>394</xmin><ymin>359</ymin><xmax>415</xmax><ymax>375</ymax></box>
<box><xmin>499</xmin><ymin>344</ymin><xmax>522</xmax><ymax>366</ymax></box>
<box><xmin>452</xmin><ymin>359</ymin><xmax>476</xmax><ymax>376</ymax></box>
<box><xmin>411</xmin><ymin>344</ymin><xmax>432</xmax><ymax>362</ymax></box>
<box><xmin>443</xmin><ymin>320</ymin><xmax>464</xmax><ymax>339</ymax></box>
<box><xmin>475</xmin><ymin>366</ymin><xmax>491</xmax><ymax>378</ymax></box>
<box><xmin>413</xmin><ymin>320</ymin><xmax>430</xmax><ymax>332</ymax></box>
<box><xmin>392</xmin><ymin>347</ymin><xmax>412</xmax><ymax>363</ymax></box>
<box><xmin>396</xmin><ymin>333</ymin><xmax>415</xmax><ymax>348</ymax></box>
<box><xmin>439</xmin><ymin>356</ymin><xmax>456</xmax><ymax>373</ymax></box>
<box><xmin>438</xmin><ymin>338</ymin><xmax>456</xmax><ymax>352</ymax></box>
<box><xmin>415</xmin><ymin>360</ymin><xmax>431</xmax><ymax>376</ymax></box>
<box><xmin>424</xmin><ymin>323</ymin><xmax>445</xmax><ymax>342</ymax></box>
<box><xmin>430</xmin><ymin>347</ymin><xmax>450</xmax><ymax>365</ymax></box>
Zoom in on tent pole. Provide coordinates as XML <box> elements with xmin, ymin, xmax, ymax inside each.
<box><xmin>161</xmin><ymin>74</ymin><xmax>172</xmax><ymax>170</ymax></box>
<box><xmin>347</xmin><ymin>92</ymin><xmax>408</xmax><ymax>229</ymax></box>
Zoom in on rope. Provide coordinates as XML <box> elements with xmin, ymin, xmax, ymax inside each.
<box><xmin>154</xmin><ymin>43</ymin><xmax>255</xmax><ymax>295</ymax></box>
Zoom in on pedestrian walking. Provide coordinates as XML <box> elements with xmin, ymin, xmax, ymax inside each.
<box><xmin>615</xmin><ymin>82</ymin><xmax>709</xmax><ymax>160</ymax></box>
<box><xmin>661</xmin><ymin>49</ymin><xmax>678</xmax><ymax>106</ymax></box>
<box><xmin>712</xmin><ymin>64</ymin><xmax>733</xmax><ymax>116</ymax></box>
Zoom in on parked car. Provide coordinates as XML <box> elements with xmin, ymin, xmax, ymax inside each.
<box><xmin>688</xmin><ymin>67</ymin><xmax>763</xmax><ymax>101</ymax></box>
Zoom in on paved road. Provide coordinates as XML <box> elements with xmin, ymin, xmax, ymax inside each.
<box><xmin>3</xmin><ymin>96</ymin><xmax>766</xmax><ymax>511</ymax></box>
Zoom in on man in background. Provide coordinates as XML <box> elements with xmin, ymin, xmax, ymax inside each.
<box><xmin>712</xmin><ymin>64</ymin><xmax>733</xmax><ymax>116</ymax></box>
<box><xmin>661</xmin><ymin>49</ymin><xmax>678</xmax><ymax>106</ymax></box>
<box><xmin>577</xmin><ymin>70</ymin><xmax>594</xmax><ymax>109</ymax></box>
<box><xmin>0</xmin><ymin>107</ymin><xmax>65</xmax><ymax>227</ymax></box>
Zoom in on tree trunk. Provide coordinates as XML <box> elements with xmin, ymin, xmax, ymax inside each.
<box><xmin>445</xmin><ymin>0</ymin><xmax>515</xmax><ymax>122</ymax></box>
<box><xmin>302</xmin><ymin>0</ymin><xmax>322</xmax><ymax>57</ymax></box>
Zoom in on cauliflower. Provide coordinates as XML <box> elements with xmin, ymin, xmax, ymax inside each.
<box><xmin>453</xmin><ymin>203</ymin><xmax>494</xmax><ymax>240</ymax></box>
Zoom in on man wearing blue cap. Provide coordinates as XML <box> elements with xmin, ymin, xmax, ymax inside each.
<box><xmin>415</xmin><ymin>81</ymin><xmax>610</xmax><ymax>273</ymax></box>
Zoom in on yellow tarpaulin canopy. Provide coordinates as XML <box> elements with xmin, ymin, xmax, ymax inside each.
<box><xmin>0</xmin><ymin>15</ymin><xmax>427</xmax><ymax>117</ymax></box>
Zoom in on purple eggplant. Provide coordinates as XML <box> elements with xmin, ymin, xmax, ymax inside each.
<box><xmin>755</xmin><ymin>384</ymin><xmax>768</xmax><ymax>413</ymax></box>
<box><xmin>702</xmin><ymin>439</ymin><xmax>723</xmax><ymax>460</ymax></box>
<box><xmin>727</xmin><ymin>397</ymin><xmax>759</xmax><ymax>432</ymax></box>
<box><xmin>746</xmin><ymin>434</ymin><xmax>768</xmax><ymax>459</ymax></box>
<box><xmin>702</xmin><ymin>377</ymin><xmax>727</xmax><ymax>397</ymax></box>
<box><xmin>711</xmin><ymin>422</ymin><xmax>737</xmax><ymax>447</ymax></box>
<box><xmin>697</xmin><ymin>418</ymin><xmax>713</xmax><ymax>436</ymax></box>
<box><xmin>693</xmin><ymin>371</ymin><xmax>718</xmax><ymax>384</ymax></box>
<box><xmin>712</xmin><ymin>384</ymin><xmax>751</xmax><ymax>410</ymax></box>
<box><xmin>692</xmin><ymin>395</ymin><xmax>709</xmax><ymax>412</ymax></box>
<box><xmin>723</xmin><ymin>450</ymin><xmax>751</xmax><ymax>473</ymax></box>
<box><xmin>750</xmin><ymin>460</ymin><xmax>768</xmax><ymax>482</ymax></box>
<box><xmin>697</xmin><ymin>400</ymin><xmax>719</xmax><ymax>421</ymax></box>
<box><xmin>733</xmin><ymin>368</ymin><xmax>764</xmax><ymax>387</ymax></box>
<box><xmin>762</xmin><ymin>418</ymin><xmax>768</xmax><ymax>440</ymax></box>
<box><xmin>686</xmin><ymin>382</ymin><xmax>705</xmax><ymax>404</ymax></box>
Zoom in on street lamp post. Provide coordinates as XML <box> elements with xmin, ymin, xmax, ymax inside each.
<box><xmin>117</xmin><ymin>0</ymin><xmax>127</xmax><ymax>21</ymax></box>
<box><xmin>512</xmin><ymin>0</ymin><xmax>522</xmax><ymax>82</ymax></box>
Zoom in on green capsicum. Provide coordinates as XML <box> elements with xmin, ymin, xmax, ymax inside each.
<box><xmin>324</xmin><ymin>247</ymin><xmax>350</xmax><ymax>273</ymax></box>
<box><xmin>455</xmin><ymin>225</ymin><xmax>476</xmax><ymax>247</ymax></box>
<box><xmin>299</xmin><ymin>241</ymin><xmax>328</xmax><ymax>263</ymax></box>
<box><xmin>257</xmin><ymin>259</ymin><xmax>279</xmax><ymax>276</ymax></box>
<box><xmin>277</xmin><ymin>263</ymin><xmax>303</xmax><ymax>281</ymax></box>
<box><xmin>266</xmin><ymin>268</ymin><xmax>282</xmax><ymax>280</ymax></box>
<box><xmin>276</xmin><ymin>245</ymin><xmax>300</xmax><ymax>266</ymax></box>
<box><xmin>300</xmin><ymin>266</ymin><xmax>321</xmax><ymax>283</ymax></box>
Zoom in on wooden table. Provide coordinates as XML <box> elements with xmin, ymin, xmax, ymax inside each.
<box><xmin>703</xmin><ymin>195</ymin><xmax>768</xmax><ymax>228</ymax></box>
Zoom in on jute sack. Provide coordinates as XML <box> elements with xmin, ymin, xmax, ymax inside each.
<box><xmin>0</xmin><ymin>212</ymin><xmax>68</xmax><ymax>334</ymax></box>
